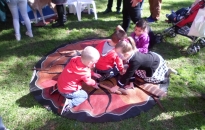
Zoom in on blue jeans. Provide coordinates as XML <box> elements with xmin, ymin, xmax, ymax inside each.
<box><xmin>61</xmin><ymin>89</ymin><xmax>88</xmax><ymax>108</ymax></box>
<box><xmin>140</xmin><ymin>0</ymin><xmax>144</xmax><ymax>10</ymax></box>
<box><xmin>122</xmin><ymin>0</ymin><xmax>141</xmax><ymax>32</ymax></box>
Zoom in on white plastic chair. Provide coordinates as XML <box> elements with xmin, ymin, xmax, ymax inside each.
<box><xmin>64</xmin><ymin>0</ymin><xmax>78</xmax><ymax>15</ymax></box>
<box><xmin>77</xmin><ymin>0</ymin><xmax>97</xmax><ymax>21</ymax></box>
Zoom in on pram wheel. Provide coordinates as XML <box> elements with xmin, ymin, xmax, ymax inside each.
<box><xmin>168</xmin><ymin>30</ymin><xmax>176</xmax><ymax>38</ymax></box>
<box><xmin>155</xmin><ymin>33</ymin><xmax>163</xmax><ymax>44</ymax></box>
<box><xmin>198</xmin><ymin>38</ymin><xmax>205</xmax><ymax>47</ymax></box>
<box><xmin>186</xmin><ymin>45</ymin><xmax>200</xmax><ymax>55</ymax></box>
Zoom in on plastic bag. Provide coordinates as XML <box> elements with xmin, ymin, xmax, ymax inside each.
<box><xmin>188</xmin><ymin>7</ymin><xmax>205</xmax><ymax>37</ymax></box>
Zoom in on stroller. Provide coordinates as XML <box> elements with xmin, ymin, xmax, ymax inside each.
<box><xmin>159</xmin><ymin>0</ymin><xmax>205</xmax><ymax>54</ymax></box>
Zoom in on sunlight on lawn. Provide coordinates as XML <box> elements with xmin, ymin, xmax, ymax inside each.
<box><xmin>0</xmin><ymin>0</ymin><xmax>205</xmax><ymax>129</ymax></box>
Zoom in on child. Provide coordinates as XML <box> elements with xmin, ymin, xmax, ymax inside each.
<box><xmin>166</xmin><ymin>7</ymin><xmax>190</xmax><ymax>23</ymax></box>
<box><xmin>166</xmin><ymin>0</ymin><xmax>200</xmax><ymax>23</ymax></box>
<box><xmin>57</xmin><ymin>46</ymin><xmax>101</xmax><ymax>115</ymax></box>
<box><xmin>95</xmin><ymin>25</ymin><xmax>127</xmax><ymax>81</ymax></box>
<box><xmin>130</xmin><ymin>19</ymin><xmax>150</xmax><ymax>53</ymax></box>
<box><xmin>110</xmin><ymin>37</ymin><xmax>170</xmax><ymax>92</ymax></box>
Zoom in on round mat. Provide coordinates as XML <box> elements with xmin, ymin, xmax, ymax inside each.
<box><xmin>29</xmin><ymin>39</ymin><xmax>169</xmax><ymax>123</ymax></box>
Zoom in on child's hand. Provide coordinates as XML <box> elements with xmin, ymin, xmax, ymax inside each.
<box><xmin>120</xmin><ymin>69</ymin><xmax>126</xmax><ymax>75</ymax></box>
<box><xmin>93</xmin><ymin>83</ymin><xmax>99</xmax><ymax>89</ymax></box>
<box><xmin>110</xmin><ymin>85</ymin><xmax>120</xmax><ymax>93</ymax></box>
<box><xmin>130</xmin><ymin>0</ymin><xmax>141</xmax><ymax>7</ymax></box>
<box><xmin>93</xmin><ymin>73</ymin><xmax>102</xmax><ymax>78</ymax></box>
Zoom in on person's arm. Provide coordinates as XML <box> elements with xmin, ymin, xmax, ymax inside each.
<box><xmin>115</xmin><ymin>55</ymin><xmax>124</xmax><ymax>73</ymax></box>
<box><xmin>117</xmin><ymin>60</ymin><xmax>140</xmax><ymax>88</ymax></box>
<box><xmin>138</xmin><ymin>36</ymin><xmax>149</xmax><ymax>53</ymax></box>
<box><xmin>81</xmin><ymin>74</ymin><xmax>96</xmax><ymax>86</ymax></box>
<box><xmin>131</xmin><ymin>0</ymin><xmax>143</xmax><ymax>7</ymax></box>
<box><xmin>91</xmin><ymin>71</ymin><xmax>102</xmax><ymax>78</ymax></box>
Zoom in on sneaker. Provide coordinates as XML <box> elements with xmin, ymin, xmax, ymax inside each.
<box><xmin>116</xmin><ymin>10</ymin><xmax>120</xmax><ymax>14</ymax></box>
<box><xmin>146</xmin><ymin>16</ymin><xmax>157</xmax><ymax>23</ymax></box>
<box><xmin>60</xmin><ymin>99</ymin><xmax>70</xmax><ymax>115</ymax></box>
<box><xmin>52</xmin><ymin>22</ymin><xmax>64</xmax><ymax>28</ymax></box>
<box><xmin>103</xmin><ymin>8</ymin><xmax>112</xmax><ymax>14</ymax></box>
<box><xmin>25</xmin><ymin>31</ymin><xmax>33</xmax><ymax>38</ymax></box>
<box><xmin>15</xmin><ymin>34</ymin><xmax>21</xmax><ymax>41</ymax></box>
<box><xmin>168</xmin><ymin>68</ymin><xmax>178</xmax><ymax>75</ymax></box>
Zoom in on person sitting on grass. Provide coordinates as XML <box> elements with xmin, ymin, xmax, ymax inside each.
<box><xmin>110</xmin><ymin>37</ymin><xmax>173</xmax><ymax>92</ymax></box>
<box><xmin>130</xmin><ymin>19</ymin><xmax>150</xmax><ymax>53</ymax></box>
<box><xmin>95</xmin><ymin>25</ymin><xmax>127</xmax><ymax>81</ymax></box>
<box><xmin>57</xmin><ymin>46</ymin><xmax>101</xmax><ymax>115</ymax></box>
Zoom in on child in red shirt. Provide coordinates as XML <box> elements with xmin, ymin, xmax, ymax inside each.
<box><xmin>95</xmin><ymin>25</ymin><xmax>127</xmax><ymax>81</ymax></box>
<box><xmin>58</xmin><ymin>46</ymin><xmax>101</xmax><ymax>115</ymax></box>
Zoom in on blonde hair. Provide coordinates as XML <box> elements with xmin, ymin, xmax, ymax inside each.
<box><xmin>111</xmin><ymin>27</ymin><xmax>127</xmax><ymax>44</ymax></box>
<box><xmin>115</xmin><ymin>37</ymin><xmax>137</xmax><ymax>53</ymax></box>
<box><xmin>81</xmin><ymin>46</ymin><xmax>100</xmax><ymax>62</ymax></box>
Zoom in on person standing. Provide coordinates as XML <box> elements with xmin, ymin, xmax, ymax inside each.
<box><xmin>139</xmin><ymin>0</ymin><xmax>144</xmax><ymax>14</ymax></box>
<box><xmin>103</xmin><ymin>0</ymin><xmax>122</xmax><ymax>14</ymax></box>
<box><xmin>122</xmin><ymin>0</ymin><xmax>142</xmax><ymax>32</ymax></box>
<box><xmin>51</xmin><ymin>0</ymin><xmax>67</xmax><ymax>27</ymax></box>
<box><xmin>6</xmin><ymin>0</ymin><xmax>33</xmax><ymax>41</ymax></box>
<box><xmin>147</xmin><ymin>0</ymin><xmax>162</xmax><ymax>22</ymax></box>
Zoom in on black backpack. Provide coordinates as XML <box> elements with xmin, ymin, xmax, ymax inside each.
<box><xmin>148</xmin><ymin>29</ymin><xmax>162</xmax><ymax>49</ymax></box>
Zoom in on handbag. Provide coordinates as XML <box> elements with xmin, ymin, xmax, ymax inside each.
<box><xmin>188</xmin><ymin>7</ymin><xmax>205</xmax><ymax>37</ymax></box>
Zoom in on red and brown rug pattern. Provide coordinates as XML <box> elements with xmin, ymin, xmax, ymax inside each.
<box><xmin>29</xmin><ymin>39</ymin><xmax>169</xmax><ymax>122</ymax></box>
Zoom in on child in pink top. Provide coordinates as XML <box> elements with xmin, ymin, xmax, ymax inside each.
<box><xmin>130</xmin><ymin>19</ymin><xmax>150</xmax><ymax>53</ymax></box>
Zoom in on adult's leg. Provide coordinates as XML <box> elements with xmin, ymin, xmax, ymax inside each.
<box><xmin>122</xmin><ymin>0</ymin><xmax>131</xmax><ymax>32</ymax></box>
<box><xmin>150</xmin><ymin>0</ymin><xmax>162</xmax><ymax>20</ymax></box>
<box><xmin>103</xmin><ymin>0</ymin><xmax>113</xmax><ymax>13</ymax></box>
<box><xmin>148</xmin><ymin>0</ymin><xmax>152</xmax><ymax>16</ymax></box>
<box><xmin>107</xmin><ymin>0</ymin><xmax>113</xmax><ymax>10</ymax></box>
<box><xmin>52</xmin><ymin>4</ymin><xmax>64</xmax><ymax>27</ymax></box>
<box><xmin>63</xmin><ymin>89</ymin><xmax>88</xmax><ymax>108</ymax></box>
<box><xmin>129</xmin><ymin>3</ymin><xmax>141</xmax><ymax>24</ymax></box>
<box><xmin>116</xmin><ymin>0</ymin><xmax>122</xmax><ymax>12</ymax></box>
<box><xmin>7</xmin><ymin>0</ymin><xmax>20</xmax><ymax>36</ymax></box>
<box><xmin>18</xmin><ymin>0</ymin><xmax>32</xmax><ymax>36</ymax></box>
<box><xmin>140</xmin><ymin>0</ymin><xmax>144</xmax><ymax>10</ymax></box>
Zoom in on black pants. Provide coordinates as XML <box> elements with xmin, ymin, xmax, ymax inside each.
<box><xmin>56</xmin><ymin>4</ymin><xmax>64</xmax><ymax>23</ymax></box>
<box><xmin>107</xmin><ymin>0</ymin><xmax>122</xmax><ymax>11</ymax></box>
<box><xmin>122</xmin><ymin>0</ymin><xmax>141</xmax><ymax>32</ymax></box>
<box><xmin>95</xmin><ymin>66</ymin><xmax>119</xmax><ymax>82</ymax></box>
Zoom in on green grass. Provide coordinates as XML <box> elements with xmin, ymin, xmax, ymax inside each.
<box><xmin>1</xmin><ymin>0</ymin><xmax>205</xmax><ymax>129</ymax></box>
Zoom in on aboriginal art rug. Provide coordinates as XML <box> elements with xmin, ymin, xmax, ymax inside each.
<box><xmin>29</xmin><ymin>39</ymin><xmax>169</xmax><ymax>123</ymax></box>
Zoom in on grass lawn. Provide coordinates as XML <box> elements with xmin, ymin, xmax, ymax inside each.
<box><xmin>0</xmin><ymin>0</ymin><xmax>205</xmax><ymax>129</ymax></box>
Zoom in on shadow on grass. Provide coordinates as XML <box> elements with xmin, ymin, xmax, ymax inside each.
<box><xmin>19</xmin><ymin>96</ymin><xmax>205</xmax><ymax>130</ymax></box>
<box><xmin>0</xmin><ymin>19</ymin><xmax>189</xmax><ymax>61</ymax></box>
<box><xmin>16</xmin><ymin>93</ymin><xmax>42</xmax><ymax>108</ymax></box>
<box><xmin>162</xmin><ymin>1</ymin><xmax>194</xmax><ymax>11</ymax></box>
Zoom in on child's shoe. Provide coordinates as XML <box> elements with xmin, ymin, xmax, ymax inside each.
<box><xmin>26</xmin><ymin>31</ymin><xmax>33</xmax><ymax>38</ymax></box>
<box><xmin>168</xmin><ymin>68</ymin><xmax>178</xmax><ymax>75</ymax></box>
<box><xmin>15</xmin><ymin>34</ymin><xmax>21</xmax><ymax>41</ymax></box>
<box><xmin>60</xmin><ymin>99</ymin><xmax>71</xmax><ymax>115</ymax></box>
